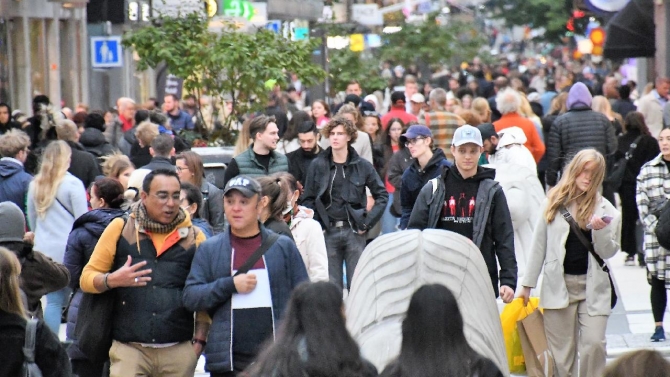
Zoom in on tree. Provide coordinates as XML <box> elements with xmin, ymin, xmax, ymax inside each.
<box><xmin>328</xmin><ymin>48</ymin><xmax>388</xmax><ymax>95</ymax></box>
<box><xmin>483</xmin><ymin>0</ymin><xmax>576</xmax><ymax>43</ymax></box>
<box><xmin>122</xmin><ymin>11</ymin><xmax>326</xmax><ymax>144</ymax></box>
<box><xmin>379</xmin><ymin>13</ymin><xmax>487</xmax><ymax>68</ymax></box>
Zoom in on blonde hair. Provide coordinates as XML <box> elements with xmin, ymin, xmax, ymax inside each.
<box><xmin>519</xmin><ymin>96</ymin><xmax>535</xmax><ymax>118</ymax></box>
<box><xmin>337</xmin><ymin>104</ymin><xmax>364</xmax><ymax>131</ymax></box>
<box><xmin>549</xmin><ymin>92</ymin><xmax>569</xmax><ymax>115</ymax></box>
<box><xmin>471</xmin><ymin>97</ymin><xmax>491</xmax><ymax>123</ymax></box>
<box><xmin>32</xmin><ymin>140</ymin><xmax>71</xmax><ymax>218</ymax></box>
<box><xmin>55</xmin><ymin>119</ymin><xmax>79</xmax><ymax>142</ymax></box>
<box><xmin>102</xmin><ymin>152</ymin><xmax>134</xmax><ymax>178</ymax></box>
<box><xmin>0</xmin><ymin>246</ymin><xmax>26</xmax><ymax>318</ymax></box>
<box><xmin>545</xmin><ymin>149</ymin><xmax>606</xmax><ymax>228</ymax></box>
<box><xmin>234</xmin><ymin>118</ymin><xmax>253</xmax><ymax>157</ymax></box>
<box><xmin>0</xmin><ymin>129</ymin><xmax>30</xmax><ymax>157</ymax></box>
<box><xmin>592</xmin><ymin>95</ymin><xmax>623</xmax><ymax>124</ymax></box>
<box><xmin>134</xmin><ymin>121</ymin><xmax>159</xmax><ymax>147</ymax></box>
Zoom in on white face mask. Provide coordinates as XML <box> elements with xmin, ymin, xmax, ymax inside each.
<box><xmin>282</xmin><ymin>192</ymin><xmax>296</xmax><ymax>216</ymax></box>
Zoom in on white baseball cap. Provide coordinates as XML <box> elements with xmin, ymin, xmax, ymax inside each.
<box><xmin>452</xmin><ymin>125</ymin><xmax>483</xmax><ymax>147</ymax></box>
<box><xmin>410</xmin><ymin>93</ymin><xmax>425</xmax><ymax>103</ymax></box>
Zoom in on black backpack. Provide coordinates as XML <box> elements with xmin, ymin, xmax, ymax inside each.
<box><xmin>655</xmin><ymin>200</ymin><xmax>670</xmax><ymax>250</ymax></box>
<box><xmin>22</xmin><ymin>318</ymin><xmax>43</xmax><ymax>377</ymax></box>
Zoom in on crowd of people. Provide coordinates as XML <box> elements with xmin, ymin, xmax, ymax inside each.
<box><xmin>1</xmin><ymin>55</ymin><xmax>670</xmax><ymax>377</ymax></box>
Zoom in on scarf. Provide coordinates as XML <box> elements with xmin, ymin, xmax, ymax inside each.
<box><xmin>131</xmin><ymin>202</ymin><xmax>187</xmax><ymax>234</ymax></box>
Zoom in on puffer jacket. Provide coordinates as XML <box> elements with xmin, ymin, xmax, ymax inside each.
<box><xmin>545</xmin><ymin>83</ymin><xmax>617</xmax><ymax>186</ymax></box>
<box><xmin>63</xmin><ymin>208</ymin><xmax>126</xmax><ymax>360</ymax></box>
<box><xmin>79</xmin><ymin>127</ymin><xmax>116</xmax><ymax>171</ymax></box>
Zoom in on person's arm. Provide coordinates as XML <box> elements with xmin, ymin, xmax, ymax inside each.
<box><xmin>299</xmin><ymin>159</ymin><xmax>319</xmax><ymax>212</ymax></box>
<box><xmin>605</xmin><ymin>119</ymin><xmax>618</xmax><ymax>155</ymax></box>
<box><xmin>64</xmin><ymin>231</ymin><xmax>85</xmax><ymax>289</ymax></box>
<box><xmin>592</xmin><ymin>204</ymin><xmax>622</xmax><ymax>260</ymax></box>
<box><xmin>222</xmin><ymin>158</ymin><xmax>239</xmax><ymax>188</ymax></box>
<box><xmin>182</xmin><ymin>241</ymin><xmax>238</xmax><ymax>312</ymax></box>
<box><xmin>544</xmin><ymin>119</ymin><xmax>562</xmax><ymax>187</ymax></box>
<box><xmin>386</xmin><ymin>152</ymin><xmax>405</xmax><ymax>190</ymax></box>
<box><xmin>206</xmin><ymin>185</ymin><xmax>226</xmax><ymax>234</ymax></box>
<box><xmin>399</xmin><ymin>171</ymin><xmax>413</xmax><ymax>229</ymax></box>
<box><xmin>406</xmin><ymin>181</ymin><xmax>433</xmax><ymax>230</ymax></box>
<box><xmin>28</xmin><ymin>250</ymin><xmax>71</xmax><ymax>294</ymax></box>
<box><xmin>80</xmin><ymin>218</ymin><xmax>124</xmax><ymax>293</ymax></box>
<box><xmin>521</xmin><ymin>201</ymin><xmax>549</xmax><ymax>288</ymax></box>
<box><xmin>26</xmin><ymin>183</ymin><xmax>36</xmax><ymax>231</ymax></box>
<box><xmin>529</xmin><ymin>124</ymin><xmax>545</xmax><ymax>163</ymax></box>
<box><xmin>364</xmin><ymin>163</ymin><xmax>388</xmax><ymax>229</ymax></box>
<box><xmin>490</xmin><ymin>188</ymin><xmax>518</xmax><ymax>293</ymax></box>
<box><xmin>305</xmin><ymin>221</ymin><xmax>329</xmax><ymax>282</ymax></box>
<box><xmin>636</xmin><ymin>168</ymin><xmax>660</xmax><ymax>232</ymax></box>
<box><xmin>69</xmin><ymin>179</ymin><xmax>90</xmax><ymax>219</ymax></box>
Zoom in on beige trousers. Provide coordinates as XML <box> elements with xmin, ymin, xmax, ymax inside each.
<box><xmin>543</xmin><ymin>274</ymin><xmax>608</xmax><ymax>377</ymax></box>
<box><xmin>109</xmin><ymin>340</ymin><xmax>199</xmax><ymax>377</ymax></box>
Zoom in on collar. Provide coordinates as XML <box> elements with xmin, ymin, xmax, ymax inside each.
<box><xmin>649</xmin><ymin>153</ymin><xmax>668</xmax><ymax>167</ymax></box>
<box><xmin>0</xmin><ymin>157</ymin><xmax>23</xmax><ymax>166</ymax></box>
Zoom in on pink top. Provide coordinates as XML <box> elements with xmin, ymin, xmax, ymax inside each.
<box><xmin>316</xmin><ymin>116</ymin><xmax>330</xmax><ymax>129</ymax></box>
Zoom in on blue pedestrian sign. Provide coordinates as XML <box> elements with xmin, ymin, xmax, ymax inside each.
<box><xmin>91</xmin><ymin>36</ymin><xmax>123</xmax><ymax>68</ymax></box>
<box><xmin>265</xmin><ymin>20</ymin><xmax>282</xmax><ymax>34</ymax></box>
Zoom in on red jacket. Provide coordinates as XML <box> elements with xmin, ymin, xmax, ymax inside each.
<box><xmin>493</xmin><ymin>112</ymin><xmax>545</xmax><ymax>163</ymax></box>
<box><xmin>381</xmin><ymin>106</ymin><xmax>417</xmax><ymax>130</ymax></box>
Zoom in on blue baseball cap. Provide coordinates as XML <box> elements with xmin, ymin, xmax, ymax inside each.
<box><xmin>400</xmin><ymin>125</ymin><xmax>432</xmax><ymax>144</ymax></box>
<box><xmin>452</xmin><ymin>125</ymin><xmax>483</xmax><ymax>147</ymax></box>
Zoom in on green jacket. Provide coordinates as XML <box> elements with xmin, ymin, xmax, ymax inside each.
<box><xmin>235</xmin><ymin>145</ymin><xmax>289</xmax><ymax>178</ymax></box>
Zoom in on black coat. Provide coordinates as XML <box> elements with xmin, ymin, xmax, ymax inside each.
<box><xmin>140</xmin><ymin>156</ymin><xmax>176</xmax><ymax>172</ymax></box>
<box><xmin>66</xmin><ymin>141</ymin><xmax>101</xmax><ymax>189</ymax></box>
<box><xmin>386</xmin><ymin>148</ymin><xmax>412</xmax><ymax>216</ymax></box>
<box><xmin>79</xmin><ymin>128</ymin><xmax>116</xmax><ymax>171</ymax></box>
<box><xmin>0</xmin><ymin>310</ymin><xmax>71</xmax><ymax>377</ymax></box>
<box><xmin>287</xmin><ymin>146</ymin><xmax>322</xmax><ymax>187</ymax></box>
<box><xmin>616</xmin><ymin>131</ymin><xmax>660</xmax><ymax>184</ymax></box>
<box><xmin>301</xmin><ymin>146</ymin><xmax>388</xmax><ymax>232</ymax></box>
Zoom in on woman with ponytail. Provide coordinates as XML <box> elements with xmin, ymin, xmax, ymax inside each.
<box><xmin>257</xmin><ymin>175</ymin><xmax>294</xmax><ymax>241</ymax></box>
<box><xmin>26</xmin><ymin>140</ymin><xmax>88</xmax><ymax>334</ymax></box>
<box><xmin>63</xmin><ymin>177</ymin><xmax>127</xmax><ymax>376</ymax></box>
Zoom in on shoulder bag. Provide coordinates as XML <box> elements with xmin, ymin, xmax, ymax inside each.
<box><xmin>560</xmin><ymin>207</ymin><xmax>617</xmax><ymax>309</ymax></box>
<box><xmin>605</xmin><ymin>135</ymin><xmax>642</xmax><ymax>191</ymax></box>
<box><xmin>22</xmin><ymin>318</ymin><xmax>43</xmax><ymax>377</ymax></box>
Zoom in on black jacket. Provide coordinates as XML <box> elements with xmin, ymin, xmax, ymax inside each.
<box><xmin>301</xmin><ymin>146</ymin><xmax>388</xmax><ymax>232</ymax></box>
<box><xmin>545</xmin><ymin>106</ymin><xmax>617</xmax><ymax>186</ymax></box>
<box><xmin>612</xmin><ymin>99</ymin><xmax>637</xmax><ymax>119</ymax></box>
<box><xmin>79</xmin><ymin>128</ymin><xmax>116</xmax><ymax>171</ymax></box>
<box><xmin>616</xmin><ymin>131</ymin><xmax>660</xmax><ymax>184</ymax></box>
<box><xmin>287</xmin><ymin>146</ymin><xmax>322</xmax><ymax>188</ymax></box>
<box><xmin>140</xmin><ymin>156</ymin><xmax>176</xmax><ymax>172</ymax></box>
<box><xmin>66</xmin><ymin>140</ymin><xmax>101</xmax><ymax>189</ymax></box>
<box><xmin>387</xmin><ymin>148</ymin><xmax>412</xmax><ymax>217</ymax></box>
<box><xmin>130</xmin><ymin>142</ymin><xmax>152</xmax><ymax>169</ymax></box>
<box><xmin>407</xmin><ymin>166</ymin><xmax>517</xmax><ymax>296</ymax></box>
<box><xmin>0</xmin><ymin>310</ymin><xmax>71</xmax><ymax>377</ymax></box>
<box><xmin>399</xmin><ymin>148</ymin><xmax>452</xmax><ymax>229</ymax></box>
<box><xmin>0</xmin><ymin>120</ymin><xmax>22</xmax><ymax>135</ymax></box>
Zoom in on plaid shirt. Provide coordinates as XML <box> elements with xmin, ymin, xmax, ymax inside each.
<box><xmin>424</xmin><ymin>111</ymin><xmax>464</xmax><ymax>160</ymax></box>
<box><xmin>636</xmin><ymin>153</ymin><xmax>670</xmax><ymax>283</ymax></box>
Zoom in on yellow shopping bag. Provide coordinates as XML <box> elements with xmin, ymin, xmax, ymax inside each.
<box><xmin>500</xmin><ymin>297</ymin><xmax>540</xmax><ymax>373</ymax></box>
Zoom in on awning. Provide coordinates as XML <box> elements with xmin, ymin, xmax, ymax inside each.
<box><xmin>604</xmin><ymin>0</ymin><xmax>655</xmax><ymax>59</ymax></box>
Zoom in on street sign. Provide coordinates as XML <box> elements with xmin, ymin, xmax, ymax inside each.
<box><xmin>223</xmin><ymin>0</ymin><xmax>255</xmax><ymax>20</ymax></box>
<box><xmin>293</xmin><ymin>27</ymin><xmax>309</xmax><ymax>41</ymax></box>
<box><xmin>350</xmin><ymin>34</ymin><xmax>364</xmax><ymax>52</ymax></box>
<box><xmin>265</xmin><ymin>20</ymin><xmax>282</xmax><ymax>33</ymax></box>
<box><xmin>90</xmin><ymin>36</ymin><xmax>123</xmax><ymax>68</ymax></box>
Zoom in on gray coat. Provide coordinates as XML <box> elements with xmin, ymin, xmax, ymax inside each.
<box><xmin>200</xmin><ymin>181</ymin><xmax>225</xmax><ymax>234</ymax></box>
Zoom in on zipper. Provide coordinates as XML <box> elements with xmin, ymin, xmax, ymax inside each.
<box><xmin>325</xmin><ymin>165</ymin><xmax>337</xmax><ymax>210</ymax></box>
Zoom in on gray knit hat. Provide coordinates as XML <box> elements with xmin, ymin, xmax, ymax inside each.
<box><xmin>0</xmin><ymin>202</ymin><xmax>26</xmax><ymax>243</ymax></box>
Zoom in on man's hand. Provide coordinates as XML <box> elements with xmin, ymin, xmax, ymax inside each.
<box><xmin>193</xmin><ymin>342</ymin><xmax>204</xmax><ymax>357</ymax></box>
<box><xmin>107</xmin><ymin>255</ymin><xmax>152</xmax><ymax>288</ymax></box>
<box><xmin>499</xmin><ymin>285</ymin><xmax>514</xmax><ymax>304</ymax></box>
<box><xmin>517</xmin><ymin>286</ymin><xmax>532</xmax><ymax>307</ymax></box>
<box><xmin>366</xmin><ymin>196</ymin><xmax>374</xmax><ymax>212</ymax></box>
<box><xmin>23</xmin><ymin>231</ymin><xmax>35</xmax><ymax>245</ymax></box>
<box><xmin>234</xmin><ymin>273</ymin><xmax>257</xmax><ymax>293</ymax></box>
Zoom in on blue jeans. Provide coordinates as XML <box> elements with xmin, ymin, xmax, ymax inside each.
<box><xmin>45</xmin><ymin>287</ymin><xmax>71</xmax><ymax>335</ymax></box>
<box><xmin>380</xmin><ymin>192</ymin><xmax>399</xmax><ymax>234</ymax></box>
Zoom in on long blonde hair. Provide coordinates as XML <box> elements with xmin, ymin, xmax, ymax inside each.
<box><xmin>32</xmin><ymin>140</ymin><xmax>72</xmax><ymax>218</ymax></box>
<box><xmin>545</xmin><ymin>149</ymin><xmax>606</xmax><ymax>228</ymax></box>
<box><xmin>0</xmin><ymin>247</ymin><xmax>26</xmax><ymax>318</ymax></box>
<box><xmin>472</xmin><ymin>97</ymin><xmax>491</xmax><ymax>123</ymax></box>
<box><xmin>592</xmin><ymin>95</ymin><xmax>623</xmax><ymax>124</ymax></box>
<box><xmin>234</xmin><ymin>118</ymin><xmax>253</xmax><ymax>157</ymax></box>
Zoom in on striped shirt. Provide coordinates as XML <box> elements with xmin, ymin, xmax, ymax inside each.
<box><xmin>423</xmin><ymin>111</ymin><xmax>465</xmax><ymax>160</ymax></box>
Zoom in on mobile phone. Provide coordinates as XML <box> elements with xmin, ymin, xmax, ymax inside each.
<box><xmin>587</xmin><ymin>215</ymin><xmax>613</xmax><ymax>229</ymax></box>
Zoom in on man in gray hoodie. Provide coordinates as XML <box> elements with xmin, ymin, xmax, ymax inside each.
<box><xmin>545</xmin><ymin>82</ymin><xmax>617</xmax><ymax>188</ymax></box>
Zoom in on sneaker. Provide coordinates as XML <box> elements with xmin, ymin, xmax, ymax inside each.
<box><xmin>625</xmin><ymin>255</ymin><xmax>635</xmax><ymax>266</ymax></box>
<box><xmin>651</xmin><ymin>326</ymin><xmax>666</xmax><ymax>342</ymax></box>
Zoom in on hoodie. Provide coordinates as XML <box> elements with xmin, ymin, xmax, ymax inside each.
<box><xmin>566</xmin><ymin>82</ymin><xmax>593</xmax><ymax>110</ymax></box>
<box><xmin>0</xmin><ymin>158</ymin><xmax>33</xmax><ymax>212</ymax></box>
<box><xmin>440</xmin><ymin>167</ymin><xmax>496</xmax><ymax>240</ymax></box>
<box><xmin>289</xmin><ymin>206</ymin><xmax>329</xmax><ymax>282</ymax></box>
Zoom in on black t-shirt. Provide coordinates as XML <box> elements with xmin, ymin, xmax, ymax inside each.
<box><xmin>325</xmin><ymin>162</ymin><xmax>349</xmax><ymax>222</ymax></box>
<box><xmin>664</xmin><ymin>159</ymin><xmax>670</xmax><ymax>173</ymax></box>
<box><xmin>563</xmin><ymin>227</ymin><xmax>591</xmax><ymax>275</ymax></box>
<box><xmin>438</xmin><ymin>169</ymin><xmax>480</xmax><ymax>240</ymax></box>
<box><xmin>230</xmin><ymin>232</ymin><xmax>274</xmax><ymax>371</ymax></box>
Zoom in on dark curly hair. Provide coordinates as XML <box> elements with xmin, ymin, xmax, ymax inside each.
<box><xmin>320</xmin><ymin>116</ymin><xmax>358</xmax><ymax>145</ymax></box>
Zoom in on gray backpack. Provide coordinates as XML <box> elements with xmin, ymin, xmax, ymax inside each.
<box><xmin>22</xmin><ymin>318</ymin><xmax>43</xmax><ymax>377</ymax></box>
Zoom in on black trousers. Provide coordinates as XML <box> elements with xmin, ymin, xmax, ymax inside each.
<box><xmin>651</xmin><ymin>276</ymin><xmax>667</xmax><ymax>323</ymax></box>
<box><xmin>619</xmin><ymin>182</ymin><xmax>640</xmax><ymax>256</ymax></box>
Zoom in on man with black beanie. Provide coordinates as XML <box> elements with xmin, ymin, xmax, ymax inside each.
<box><xmin>80</xmin><ymin>112</ymin><xmax>116</xmax><ymax>171</ymax></box>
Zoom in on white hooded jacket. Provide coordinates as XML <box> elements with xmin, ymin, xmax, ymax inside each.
<box><xmin>488</xmin><ymin>126</ymin><xmax>537</xmax><ymax>172</ymax></box>
<box><xmin>289</xmin><ymin>206</ymin><xmax>329</xmax><ymax>282</ymax></box>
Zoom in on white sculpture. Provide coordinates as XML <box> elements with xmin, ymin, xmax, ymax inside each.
<box><xmin>345</xmin><ymin>229</ymin><xmax>509</xmax><ymax>376</ymax></box>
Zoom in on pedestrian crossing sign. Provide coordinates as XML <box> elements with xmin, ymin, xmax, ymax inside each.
<box><xmin>91</xmin><ymin>36</ymin><xmax>123</xmax><ymax>68</ymax></box>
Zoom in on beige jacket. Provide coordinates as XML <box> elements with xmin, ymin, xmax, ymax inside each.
<box><xmin>290</xmin><ymin>206</ymin><xmax>329</xmax><ymax>282</ymax></box>
<box><xmin>522</xmin><ymin>197</ymin><xmax>621</xmax><ymax>316</ymax></box>
<box><xmin>637</xmin><ymin>91</ymin><xmax>665</xmax><ymax>137</ymax></box>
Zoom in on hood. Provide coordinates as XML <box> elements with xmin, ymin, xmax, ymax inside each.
<box><xmin>0</xmin><ymin>159</ymin><xmax>24</xmax><ymax>177</ymax></box>
<box><xmin>294</xmin><ymin>205</ymin><xmax>314</xmax><ymax>220</ymax></box>
<box><xmin>567</xmin><ymin>82</ymin><xmax>593</xmax><ymax>109</ymax></box>
<box><xmin>449</xmin><ymin>165</ymin><xmax>496</xmax><ymax>182</ymax></box>
<box><xmin>496</xmin><ymin>126</ymin><xmax>527</xmax><ymax>149</ymax></box>
<box><xmin>79</xmin><ymin>128</ymin><xmax>108</xmax><ymax>148</ymax></box>
<box><xmin>66</xmin><ymin>140</ymin><xmax>86</xmax><ymax>152</ymax></box>
<box><xmin>413</xmin><ymin>147</ymin><xmax>447</xmax><ymax>171</ymax></box>
<box><xmin>72</xmin><ymin>208</ymin><xmax>127</xmax><ymax>238</ymax></box>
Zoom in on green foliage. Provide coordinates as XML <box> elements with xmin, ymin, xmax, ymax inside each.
<box><xmin>379</xmin><ymin>14</ymin><xmax>487</xmax><ymax>68</ymax></box>
<box><xmin>483</xmin><ymin>0</ymin><xmax>572</xmax><ymax>43</ymax></box>
<box><xmin>122</xmin><ymin>12</ymin><xmax>326</xmax><ymax>143</ymax></box>
<box><xmin>328</xmin><ymin>49</ymin><xmax>388</xmax><ymax>95</ymax></box>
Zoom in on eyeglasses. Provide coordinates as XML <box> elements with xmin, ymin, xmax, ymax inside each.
<box><xmin>176</xmin><ymin>166</ymin><xmax>189</xmax><ymax>173</ymax></box>
<box><xmin>405</xmin><ymin>137</ymin><xmax>426</xmax><ymax>147</ymax></box>
<box><xmin>363</xmin><ymin>111</ymin><xmax>379</xmax><ymax>117</ymax></box>
<box><xmin>151</xmin><ymin>192</ymin><xmax>181</xmax><ymax>203</ymax></box>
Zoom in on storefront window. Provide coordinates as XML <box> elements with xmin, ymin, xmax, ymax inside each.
<box><xmin>29</xmin><ymin>19</ymin><xmax>47</xmax><ymax>97</ymax></box>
